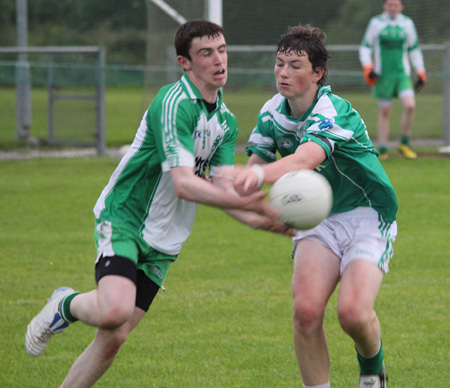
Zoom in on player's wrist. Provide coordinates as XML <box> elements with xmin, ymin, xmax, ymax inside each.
<box><xmin>417</xmin><ymin>70</ymin><xmax>427</xmax><ymax>81</ymax></box>
<box><xmin>251</xmin><ymin>164</ymin><xmax>265</xmax><ymax>188</ymax></box>
<box><xmin>363</xmin><ymin>64</ymin><xmax>377</xmax><ymax>84</ymax></box>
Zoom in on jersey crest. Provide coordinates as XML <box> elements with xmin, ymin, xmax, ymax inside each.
<box><xmin>277</xmin><ymin>137</ymin><xmax>294</xmax><ymax>149</ymax></box>
<box><xmin>318</xmin><ymin>118</ymin><xmax>335</xmax><ymax>130</ymax></box>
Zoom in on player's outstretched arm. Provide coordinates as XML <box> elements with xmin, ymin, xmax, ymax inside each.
<box><xmin>170</xmin><ymin>166</ymin><xmax>278</xmax><ymax>219</ymax></box>
<box><xmin>211</xmin><ymin>169</ymin><xmax>293</xmax><ymax>237</ymax></box>
<box><xmin>223</xmin><ymin>207</ymin><xmax>294</xmax><ymax>236</ymax></box>
<box><xmin>233</xmin><ymin>142</ymin><xmax>326</xmax><ymax>196</ymax></box>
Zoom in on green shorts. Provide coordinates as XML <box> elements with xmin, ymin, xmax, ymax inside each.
<box><xmin>374</xmin><ymin>75</ymin><xmax>413</xmax><ymax>100</ymax></box>
<box><xmin>94</xmin><ymin>219</ymin><xmax>177</xmax><ymax>288</ymax></box>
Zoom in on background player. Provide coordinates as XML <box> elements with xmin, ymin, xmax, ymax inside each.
<box><xmin>359</xmin><ymin>0</ymin><xmax>426</xmax><ymax>160</ymax></box>
<box><xmin>232</xmin><ymin>24</ymin><xmax>397</xmax><ymax>388</ymax></box>
<box><xmin>25</xmin><ymin>19</ymin><xmax>289</xmax><ymax>388</ymax></box>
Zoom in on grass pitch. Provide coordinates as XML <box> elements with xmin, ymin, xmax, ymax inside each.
<box><xmin>0</xmin><ymin>154</ymin><xmax>449</xmax><ymax>387</ymax></box>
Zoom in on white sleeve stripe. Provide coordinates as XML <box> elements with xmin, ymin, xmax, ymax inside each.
<box><xmin>248</xmin><ymin>132</ymin><xmax>275</xmax><ymax>146</ymax></box>
<box><xmin>307</xmin><ymin>123</ymin><xmax>353</xmax><ymax>141</ymax></box>
<box><xmin>409</xmin><ymin>49</ymin><xmax>425</xmax><ymax>72</ymax></box>
<box><xmin>359</xmin><ymin>46</ymin><xmax>373</xmax><ymax>67</ymax></box>
<box><xmin>161</xmin><ymin>84</ymin><xmax>186</xmax><ymax>163</ymax></box>
<box><xmin>163</xmin><ymin>84</ymin><xmax>182</xmax><ymax>141</ymax></box>
<box><xmin>161</xmin><ymin>147</ymin><xmax>195</xmax><ymax>171</ymax></box>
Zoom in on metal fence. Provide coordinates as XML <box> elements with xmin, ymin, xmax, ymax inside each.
<box><xmin>0</xmin><ymin>46</ymin><xmax>106</xmax><ymax>154</ymax></box>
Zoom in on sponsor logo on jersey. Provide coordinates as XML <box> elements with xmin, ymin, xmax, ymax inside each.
<box><xmin>356</xmin><ymin>249</ymin><xmax>374</xmax><ymax>258</ymax></box>
<box><xmin>318</xmin><ymin>118</ymin><xmax>335</xmax><ymax>130</ymax></box>
<box><xmin>150</xmin><ymin>265</ymin><xmax>164</xmax><ymax>280</ymax></box>
<box><xmin>277</xmin><ymin>137</ymin><xmax>294</xmax><ymax>149</ymax></box>
<box><xmin>194</xmin><ymin>156</ymin><xmax>209</xmax><ymax>178</ymax></box>
<box><xmin>212</xmin><ymin>135</ymin><xmax>223</xmax><ymax>149</ymax></box>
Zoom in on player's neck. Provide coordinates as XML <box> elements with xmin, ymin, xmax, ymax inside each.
<box><xmin>286</xmin><ymin>87</ymin><xmax>318</xmax><ymax>118</ymax></box>
<box><xmin>199</xmin><ymin>88</ymin><xmax>219</xmax><ymax>104</ymax></box>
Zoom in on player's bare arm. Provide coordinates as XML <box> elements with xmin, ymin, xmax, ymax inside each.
<box><xmin>211</xmin><ymin>168</ymin><xmax>293</xmax><ymax>237</ymax></box>
<box><xmin>170</xmin><ymin>166</ymin><xmax>279</xmax><ymax>219</ymax></box>
<box><xmin>233</xmin><ymin>141</ymin><xmax>327</xmax><ymax>196</ymax></box>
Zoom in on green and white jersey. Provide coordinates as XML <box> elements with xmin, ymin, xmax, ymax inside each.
<box><xmin>94</xmin><ymin>73</ymin><xmax>237</xmax><ymax>255</ymax></box>
<box><xmin>359</xmin><ymin>11</ymin><xmax>425</xmax><ymax>78</ymax></box>
<box><xmin>246</xmin><ymin>86</ymin><xmax>398</xmax><ymax>223</ymax></box>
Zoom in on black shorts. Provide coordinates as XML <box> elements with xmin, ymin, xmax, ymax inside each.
<box><xmin>95</xmin><ymin>255</ymin><xmax>160</xmax><ymax>312</ymax></box>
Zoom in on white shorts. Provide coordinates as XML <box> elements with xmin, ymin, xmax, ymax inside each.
<box><xmin>292</xmin><ymin>207</ymin><xmax>397</xmax><ymax>275</ymax></box>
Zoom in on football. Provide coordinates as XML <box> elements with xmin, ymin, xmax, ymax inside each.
<box><xmin>269</xmin><ymin>170</ymin><xmax>333</xmax><ymax>230</ymax></box>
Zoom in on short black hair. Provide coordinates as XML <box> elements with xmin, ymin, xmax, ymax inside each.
<box><xmin>174</xmin><ymin>19</ymin><xmax>224</xmax><ymax>60</ymax></box>
<box><xmin>277</xmin><ymin>24</ymin><xmax>329</xmax><ymax>86</ymax></box>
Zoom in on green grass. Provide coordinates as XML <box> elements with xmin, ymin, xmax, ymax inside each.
<box><xmin>0</xmin><ymin>154</ymin><xmax>449</xmax><ymax>387</ymax></box>
<box><xmin>0</xmin><ymin>85</ymin><xmax>445</xmax><ymax>149</ymax></box>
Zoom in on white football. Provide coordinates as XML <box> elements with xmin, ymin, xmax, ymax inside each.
<box><xmin>269</xmin><ymin>170</ymin><xmax>332</xmax><ymax>230</ymax></box>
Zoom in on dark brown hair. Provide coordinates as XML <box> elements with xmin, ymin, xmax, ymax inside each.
<box><xmin>277</xmin><ymin>24</ymin><xmax>329</xmax><ymax>86</ymax></box>
<box><xmin>174</xmin><ymin>19</ymin><xmax>224</xmax><ymax>60</ymax></box>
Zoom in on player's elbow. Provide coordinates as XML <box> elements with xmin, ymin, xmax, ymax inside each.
<box><xmin>172</xmin><ymin>181</ymin><xmax>190</xmax><ymax>200</ymax></box>
<box><xmin>170</xmin><ymin>166</ymin><xmax>196</xmax><ymax>200</ymax></box>
<box><xmin>172</xmin><ymin>177</ymin><xmax>199</xmax><ymax>201</ymax></box>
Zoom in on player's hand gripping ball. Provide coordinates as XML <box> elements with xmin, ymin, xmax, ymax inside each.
<box><xmin>269</xmin><ymin>170</ymin><xmax>333</xmax><ymax>230</ymax></box>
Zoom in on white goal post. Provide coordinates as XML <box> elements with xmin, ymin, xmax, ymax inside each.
<box><xmin>150</xmin><ymin>0</ymin><xmax>222</xmax><ymax>25</ymax></box>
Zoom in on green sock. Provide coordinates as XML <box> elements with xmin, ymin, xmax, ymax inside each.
<box><xmin>379</xmin><ymin>144</ymin><xmax>388</xmax><ymax>154</ymax></box>
<box><xmin>356</xmin><ymin>340</ymin><xmax>384</xmax><ymax>375</ymax></box>
<box><xmin>401</xmin><ymin>135</ymin><xmax>410</xmax><ymax>146</ymax></box>
<box><xmin>58</xmin><ymin>291</ymin><xmax>81</xmax><ymax>323</ymax></box>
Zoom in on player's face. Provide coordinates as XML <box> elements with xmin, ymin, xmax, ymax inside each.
<box><xmin>274</xmin><ymin>51</ymin><xmax>323</xmax><ymax>101</ymax></box>
<box><xmin>178</xmin><ymin>34</ymin><xmax>227</xmax><ymax>102</ymax></box>
<box><xmin>384</xmin><ymin>0</ymin><xmax>403</xmax><ymax>18</ymax></box>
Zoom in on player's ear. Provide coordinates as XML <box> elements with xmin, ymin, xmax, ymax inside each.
<box><xmin>313</xmin><ymin>67</ymin><xmax>325</xmax><ymax>82</ymax></box>
<box><xmin>178</xmin><ymin>55</ymin><xmax>192</xmax><ymax>71</ymax></box>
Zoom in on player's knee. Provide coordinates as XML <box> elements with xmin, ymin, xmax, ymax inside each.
<box><xmin>379</xmin><ymin>107</ymin><xmax>391</xmax><ymax>119</ymax></box>
<box><xmin>404</xmin><ymin>103</ymin><xmax>415</xmax><ymax>113</ymax></box>
<box><xmin>98</xmin><ymin>304</ymin><xmax>134</xmax><ymax>329</ymax></box>
<box><xmin>337</xmin><ymin>302</ymin><xmax>371</xmax><ymax>335</ymax></box>
<box><xmin>401</xmin><ymin>95</ymin><xmax>416</xmax><ymax>112</ymax></box>
<box><xmin>293</xmin><ymin>297</ymin><xmax>324</xmax><ymax>332</ymax></box>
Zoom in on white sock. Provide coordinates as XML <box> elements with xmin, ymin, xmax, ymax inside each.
<box><xmin>303</xmin><ymin>383</ymin><xmax>330</xmax><ymax>388</ymax></box>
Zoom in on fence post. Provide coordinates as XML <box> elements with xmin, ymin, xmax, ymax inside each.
<box><xmin>47</xmin><ymin>53</ymin><xmax>54</xmax><ymax>143</ymax></box>
<box><xmin>15</xmin><ymin>0</ymin><xmax>32</xmax><ymax>141</ymax></box>
<box><xmin>443</xmin><ymin>45</ymin><xmax>450</xmax><ymax>145</ymax></box>
<box><xmin>96</xmin><ymin>46</ymin><xmax>106</xmax><ymax>155</ymax></box>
